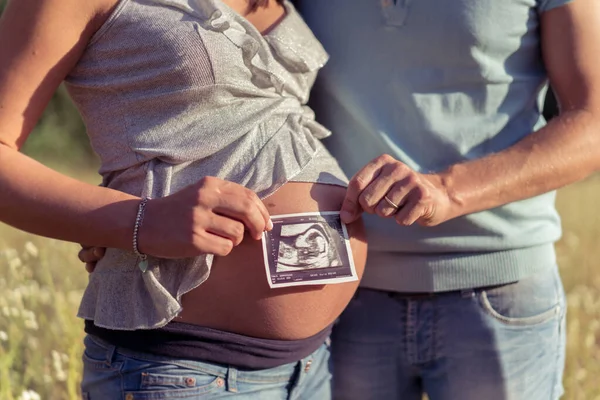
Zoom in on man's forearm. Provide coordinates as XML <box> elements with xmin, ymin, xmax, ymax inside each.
<box><xmin>440</xmin><ymin>108</ymin><xmax>600</xmax><ymax>219</ymax></box>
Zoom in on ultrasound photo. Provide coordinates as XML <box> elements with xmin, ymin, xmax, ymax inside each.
<box><xmin>261</xmin><ymin>212</ymin><xmax>358</xmax><ymax>288</ymax></box>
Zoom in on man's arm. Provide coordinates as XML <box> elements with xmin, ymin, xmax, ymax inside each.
<box><xmin>341</xmin><ymin>0</ymin><xmax>600</xmax><ymax>226</ymax></box>
<box><xmin>436</xmin><ymin>0</ymin><xmax>600</xmax><ymax>220</ymax></box>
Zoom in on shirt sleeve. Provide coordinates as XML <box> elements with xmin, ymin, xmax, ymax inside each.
<box><xmin>537</xmin><ymin>0</ymin><xmax>573</xmax><ymax>13</ymax></box>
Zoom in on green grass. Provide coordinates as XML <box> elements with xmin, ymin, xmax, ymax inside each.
<box><xmin>555</xmin><ymin>174</ymin><xmax>600</xmax><ymax>400</ymax></box>
<box><xmin>0</xmin><ymin>171</ymin><xmax>599</xmax><ymax>399</ymax></box>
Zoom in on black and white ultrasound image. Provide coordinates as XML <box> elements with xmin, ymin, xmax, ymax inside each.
<box><xmin>262</xmin><ymin>212</ymin><xmax>358</xmax><ymax>288</ymax></box>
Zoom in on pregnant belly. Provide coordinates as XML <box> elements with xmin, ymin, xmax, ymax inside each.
<box><xmin>176</xmin><ymin>182</ymin><xmax>367</xmax><ymax>340</ymax></box>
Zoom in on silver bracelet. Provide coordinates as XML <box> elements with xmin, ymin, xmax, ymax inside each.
<box><xmin>133</xmin><ymin>197</ymin><xmax>149</xmax><ymax>272</ymax></box>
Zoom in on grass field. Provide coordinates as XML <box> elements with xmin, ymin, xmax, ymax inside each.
<box><xmin>0</xmin><ymin>171</ymin><xmax>599</xmax><ymax>399</ymax></box>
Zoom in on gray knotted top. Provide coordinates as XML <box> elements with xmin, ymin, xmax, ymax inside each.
<box><xmin>65</xmin><ymin>0</ymin><xmax>348</xmax><ymax>330</ymax></box>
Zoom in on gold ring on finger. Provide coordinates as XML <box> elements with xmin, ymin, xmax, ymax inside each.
<box><xmin>384</xmin><ymin>195</ymin><xmax>400</xmax><ymax>210</ymax></box>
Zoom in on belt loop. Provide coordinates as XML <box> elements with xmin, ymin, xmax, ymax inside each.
<box><xmin>226</xmin><ymin>366</ymin><xmax>238</xmax><ymax>393</ymax></box>
<box><xmin>104</xmin><ymin>344</ymin><xmax>117</xmax><ymax>367</ymax></box>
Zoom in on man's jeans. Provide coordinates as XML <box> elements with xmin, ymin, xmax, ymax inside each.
<box><xmin>81</xmin><ymin>334</ymin><xmax>331</xmax><ymax>399</ymax></box>
<box><xmin>331</xmin><ymin>265</ymin><xmax>566</xmax><ymax>400</ymax></box>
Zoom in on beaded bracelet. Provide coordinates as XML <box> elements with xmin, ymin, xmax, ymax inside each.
<box><xmin>133</xmin><ymin>197</ymin><xmax>149</xmax><ymax>272</ymax></box>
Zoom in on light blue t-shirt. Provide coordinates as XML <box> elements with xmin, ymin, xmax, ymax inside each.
<box><xmin>299</xmin><ymin>0</ymin><xmax>572</xmax><ymax>292</ymax></box>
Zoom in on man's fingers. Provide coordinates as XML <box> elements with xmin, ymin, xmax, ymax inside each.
<box><xmin>359</xmin><ymin>159</ymin><xmax>418</xmax><ymax>214</ymax></box>
<box><xmin>85</xmin><ymin>263</ymin><xmax>95</xmax><ymax>273</ymax></box>
<box><xmin>395</xmin><ymin>194</ymin><xmax>426</xmax><ymax>226</ymax></box>
<box><xmin>375</xmin><ymin>179</ymin><xmax>413</xmax><ymax>217</ymax></box>
<box><xmin>93</xmin><ymin>247</ymin><xmax>105</xmax><ymax>259</ymax></box>
<box><xmin>342</xmin><ymin>157</ymin><xmax>388</xmax><ymax>223</ymax></box>
<box><xmin>375</xmin><ymin>195</ymin><xmax>401</xmax><ymax>217</ymax></box>
<box><xmin>78</xmin><ymin>246</ymin><xmax>105</xmax><ymax>263</ymax></box>
<box><xmin>340</xmin><ymin>197</ymin><xmax>361</xmax><ymax>224</ymax></box>
<box><xmin>358</xmin><ymin>175</ymin><xmax>394</xmax><ymax>214</ymax></box>
<box><xmin>78</xmin><ymin>247</ymin><xmax>95</xmax><ymax>263</ymax></box>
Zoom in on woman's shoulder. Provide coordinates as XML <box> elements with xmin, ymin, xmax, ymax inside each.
<box><xmin>91</xmin><ymin>0</ymin><xmax>129</xmax><ymax>37</ymax></box>
<box><xmin>0</xmin><ymin>0</ymin><xmax>124</xmax><ymax>150</ymax></box>
<box><xmin>2</xmin><ymin>0</ymin><xmax>122</xmax><ymax>50</ymax></box>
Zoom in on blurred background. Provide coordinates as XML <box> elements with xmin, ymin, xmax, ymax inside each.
<box><xmin>0</xmin><ymin>2</ymin><xmax>599</xmax><ymax>399</ymax></box>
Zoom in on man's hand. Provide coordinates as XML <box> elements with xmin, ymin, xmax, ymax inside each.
<box><xmin>78</xmin><ymin>245</ymin><xmax>104</xmax><ymax>273</ymax></box>
<box><xmin>340</xmin><ymin>154</ymin><xmax>455</xmax><ymax>227</ymax></box>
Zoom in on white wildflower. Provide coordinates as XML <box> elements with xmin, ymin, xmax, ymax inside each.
<box><xmin>585</xmin><ymin>333</ymin><xmax>595</xmax><ymax>349</ymax></box>
<box><xmin>0</xmin><ymin>330</ymin><xmax>7</xmax><ymax>341</ymax></box>
<box><xmin>12</xmin><ymin>287</ymin><xmax>23</xmax><ymax>304</ymax></box>
<box><xmin>52</xmin><ymin>350</ymin><xmax>67</xmax><ymax>382</ymax></box>
<box><xmin>2</xmin><ymin>248</ymin><xmax>18</xmax><ymax>260</ymax></box>
<box><xmin>23</xmin><ymin>310</ymin><xmax>39</xmax><ymax>331</ymax></box>
<box><xmin>8</xmin><ymin>256</ymin><xmax>22</xmax><ymax>270</ymax></box>
<box><xmin>18</xmin><ymin>390</ymin><xmax>41</xmax><ymax>400</ymax></box>
<box><xmin>24</xmin><ymin>241</ymin><xmax>39</xmax><ymax>258</ymax></box>
<box><xmin>37</xmin><ymin>288</ymin><xmax>51</xmax><ymax>305</ymax></box>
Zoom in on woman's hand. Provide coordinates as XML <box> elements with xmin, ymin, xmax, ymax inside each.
<box><xmin>79</xmin><ymin>177</ymin><xmax>272</xmax><ymax>266</ymax></box>
<box><xmin>139</xmin><ymin>176</ymin><xmax>272</xmax><ymax>258</ymax></box>
<box><xmin>340</xmin><ymin>154</ymin><xmax>454</xmax><ymax>227</ymax></box>
<box><xmin>79</xmin><ymin>176</ymin><xmax>271</xmax><ymax>268</ymax></box>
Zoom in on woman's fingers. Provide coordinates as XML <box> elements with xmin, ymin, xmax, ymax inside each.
<box><xmin>213</xmin><ymin>187</ymin><xmax>270</xmax><ymax>240</ymax></box>
<box><xmin>192</xmin><ymin>229</ymin><xmax>235</xmax><ymax>257</ymax></box>
<box><xmin>136</xmin><ymin>177</ymin><xmax>272</xmax><ymax>258</ymax></box>
<box><xmin>206</xmin><ymin>214</ymin><xmax>246</xmax><ymax>246</ymax></box>
<box><xmin>197</xmin><ymin>178</ymin><xmax>270</xmax><ymax>240</ymax></box>
<box><xmin>76</xmin><ymin>178</ymin><xmax>271</xmax><ymax>263</ymax></box>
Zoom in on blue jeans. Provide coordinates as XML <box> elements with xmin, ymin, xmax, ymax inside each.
<box><xmin>81</xmin><ymin>335</ymin><xmax>331</xmax><ymax>399</ymax></box>
<box><xmin>331</xmin><ymin>265</ymin><xmax>567</xmax><ymax>400</ymax></box>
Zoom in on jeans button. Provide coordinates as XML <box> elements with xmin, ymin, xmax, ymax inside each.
<box><xmin>304</xmin><ymin>359</ymin><xmax>313</xmax><ymax>373</ymax></box>
<box><xmin>125</xmin><ymin>394</ymin><xmax>134</xmax><ymax>400</ymax></box>
<box><xmin>216</xmin><ymin>377</ymin><xmax>225</xmax><ymax>387</ymax></box>
<box><xmin>186</xmin><ymin>377</ymin><xmax>196</xmax><ymax>386</ymax></box>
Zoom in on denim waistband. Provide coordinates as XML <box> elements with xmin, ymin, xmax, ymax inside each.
<box><xmin>86</xmin><ymin>332</ymin><xmax>331</xmax><ymax>385</ymax></box>
<box><xmin>85</xmin><ymin>319</ymin><xmax>332</xmax><ymax>370</ymax></box>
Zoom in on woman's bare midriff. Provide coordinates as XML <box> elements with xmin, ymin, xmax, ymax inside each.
<box><xmin>177</xmin><ymin>182</ymin><xmax>367</xmax><ymax>340</ymax></box>
<box><xmin>175</xmin><ymin>2</ymin><xmax>366</xmax><ymax>339</ymax></box>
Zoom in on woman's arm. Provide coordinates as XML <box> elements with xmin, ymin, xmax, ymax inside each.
<box><xmin>340</xmin><ymin>0</ymin><xmax>600</xmax><ymax>226</ymax></box>
<box><xmin>0</xmin><ymin>0</ymin><xmax>271</xmax><ymax>258</ymax></box>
